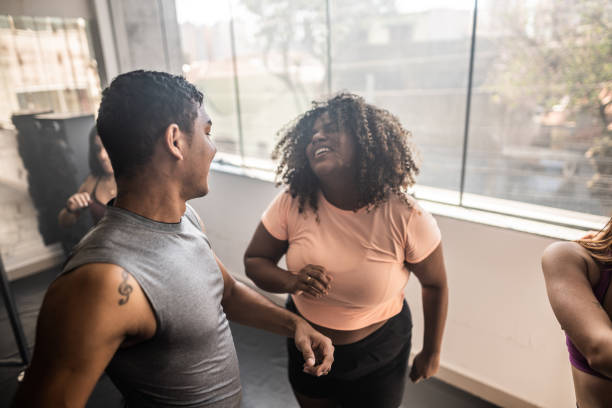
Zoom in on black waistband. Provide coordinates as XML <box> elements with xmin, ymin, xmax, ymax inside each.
<box><xmin>285</xmin><ymin>296</ymin><xmax>412</xmax><ymax>350</ymax></box>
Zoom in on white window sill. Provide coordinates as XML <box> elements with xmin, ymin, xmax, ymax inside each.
<box><xmin>211</xmin><ymin>154</ymin><xmax>602</xmax><ymax>241</ymax></box>
<box><xmin>417</xmin><ymin>199</ymin><xmax>588</xmax><ymax>241</ymax></box>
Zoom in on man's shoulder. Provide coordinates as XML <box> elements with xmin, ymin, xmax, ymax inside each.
<box><xmin>43</xmin><ymin>265</ymin><xmax>131</xmax><ymax>331</ymax></box>
<box><xmin>53</xmin><ymin>263</ymin><xmax>127</xmax><ymax>298</ymax></box>
<box><xmin>68</xmin><ymin>214</ymin><xmax>153</xmax><ymax>260</ymax></box>
<box><xmin>41</xmin><ymin>262</ymin><xmax>156</xmax><ymax>357</ymax></box>
<box><xmin>184</xmin><ymin>202</ymin><xmax>204</xmax><ymax>230</ymax></box>
<box><xmin>50</xmin><ymin>263</ymin><xmax>152</xmax><ymax>323</ymax></box>
<box><xmin>63</xmin><ymin>225</ymin><xmax>125</xmax><ymax>273</ymax></box>
<box><xmin>73</xmin><ymin>217</ymin><xmax>126</xmax><ymax>249</ymax></box>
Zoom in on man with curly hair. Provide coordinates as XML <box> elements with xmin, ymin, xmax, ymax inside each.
<box><xmin>12</xmin><ymin>70</ymin><xmax>334</xmax><ymax>408</ymax></box>
<box><xmin>245</xmin><ymin>93</ymin><xmax>449</xmax><ymax>407</ymax></box>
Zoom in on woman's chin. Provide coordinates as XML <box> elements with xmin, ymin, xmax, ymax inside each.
<box><xmin>311</xmin><ymin>163</ymin><xmax>338</xmax><ymax>179</ymax></box>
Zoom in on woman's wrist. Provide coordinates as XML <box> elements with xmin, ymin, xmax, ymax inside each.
<box><xmin>282</xmin><ymin>272</ymin><xmax>298</xmax><ymax>294</ymax></box>
<box><xmin>420</xmin><ymin>347</ymin><xmax>442</xmax><ymax>357</ymax></box>
<box><xmin>65</xmin><ymin>205</ymin><xmax>80</xmax><ymax>215</ymax></box>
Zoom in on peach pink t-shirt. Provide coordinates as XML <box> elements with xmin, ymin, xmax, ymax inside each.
<box><xmin>261</xmin><ymin>190</ymin><xmax>441</xmax><ymax>330</ymax></box>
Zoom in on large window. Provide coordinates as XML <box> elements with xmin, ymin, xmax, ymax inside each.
<box><xmin>177</xmin><ymin>0</ymin><xmax>612</xmax><ymax>220</ymax></box>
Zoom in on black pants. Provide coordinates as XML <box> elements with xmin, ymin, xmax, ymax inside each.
<box><xmin>286</xmin><ymin>297</ymin><xmax>412</xmax><ymax>408</ymax></box>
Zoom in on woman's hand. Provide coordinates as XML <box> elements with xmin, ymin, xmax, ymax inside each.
<box><xmin>66</xmin><ymin>192</ymin><xmax>92</xmax><ymax>214</ymax></box>
<box><xmin>409</xmin><ymin>350</ymin><xmax>440</xmax><ymax>383</ymax></box>
<box><xmin>290</xmin><ymin>264</ymin><xmax>332</xmax><ymax>298</ymax></box>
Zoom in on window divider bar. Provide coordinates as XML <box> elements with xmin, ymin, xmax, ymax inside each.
<box><xmin>459</xmin><ymin>0</ymin><xmax>478</xmax><ymax>206</ymax></box>
<box><xmin>156</xmin><ymin>0</ymin><xmax>171</xmax><ymax>73</ymax></box>
<box><xmin>325</xmin><ymin>0</ymin><xmax>332</xmax><ymax>94</ymax></box>
<box><xmin>228</xmin><ymin>0</ymin><xmax>245</xmax><ymax>162</ymax></box>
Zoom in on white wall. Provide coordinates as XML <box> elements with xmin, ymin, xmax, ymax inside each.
<box><xmin>190</xmin><ymin>169</ymin><xmax>576</xmax><ymax>408</ymax></box>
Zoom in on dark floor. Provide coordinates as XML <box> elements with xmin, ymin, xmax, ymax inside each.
<box><xmin>1</xmin><ymin>267</ymin><xmax>497</xmax><ymax>407</ymax></box>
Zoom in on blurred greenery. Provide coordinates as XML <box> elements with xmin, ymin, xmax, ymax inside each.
<box><xmin>491</xmin><ymin>0</ymin><xmax>612</xmax><ymax>195</ymax></box>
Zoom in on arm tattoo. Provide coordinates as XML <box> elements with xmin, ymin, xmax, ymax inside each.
<box><xmin>118</xmin><ymin>270</ymin><xmax>133</xmax><ymax>306</ymax></box>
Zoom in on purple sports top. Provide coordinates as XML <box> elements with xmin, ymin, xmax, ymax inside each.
<box><xmin>565</xmin><ymin>266</ymin><xmax>611</xmax><ymax>380</ymax></box>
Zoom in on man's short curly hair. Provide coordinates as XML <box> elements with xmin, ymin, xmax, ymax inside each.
<box><xmin>272</xmin><ymin>92</ymin><xmax>420</xmax><ymax>215</ymax></box>
<box><xmin>96</xmin><ymin>70</ymin><xmax>203</xmax><ymax>178</ymax></box>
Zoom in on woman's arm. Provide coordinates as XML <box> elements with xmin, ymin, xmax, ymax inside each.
<box><xmin>407</xmin><ymin>244</ymin><xmax>449</xmax><ymax>383</ymax></box>
<box><xmin>58</xmin><ymin>177</ymin><xmax>94</xmax><ymax>228</ymax></box>
<box><xmin>244</xmin><ymin>222</ymin><xmax>331</xmax><ymax>297</ymax></box>
<box><xmin>542</xmin><ymin>241</ymin><xmax>612</xmax><ymax>378</ymax></box>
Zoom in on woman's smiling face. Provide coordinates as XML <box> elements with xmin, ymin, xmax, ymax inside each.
<box><xmin>305</xmin><ymin>112</ymin><xmax>357</xmax><ymax>180</ymax></box>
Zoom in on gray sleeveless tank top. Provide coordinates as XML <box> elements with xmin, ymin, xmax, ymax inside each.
<box><xmin>62</xmin><ymin>204</ymin><xmax>241</xmax><ymax>407</ymax></box>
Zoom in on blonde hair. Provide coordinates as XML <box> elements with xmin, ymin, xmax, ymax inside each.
<box><xmin>577</xmin><ymin>217</ymin><xmax>612</xmax><ymax>264</ymax></box>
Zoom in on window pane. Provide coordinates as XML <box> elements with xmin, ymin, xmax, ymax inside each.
<box><xmin>177</xmin><ymin>1</ymin><xmax>241</xmax><ymax>156</ymax></box>
<box><xmin>231</xmin><ymin>0</ymin><xmax>329</xmax><ymax>160</ymax></box>
<box><xmin>466</xmin><ymin>0</ymin><xmax>612</xmax><ymax>217</ymax></box>
<box><xmin>330</xmin><ymin>1</ymin><xmax>475</xmax><ymax>204</ymax></box>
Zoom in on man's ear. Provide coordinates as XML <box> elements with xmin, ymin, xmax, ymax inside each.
<box><xmin>163</xmin><ymin>123</ymin><xmax>186</xmax><ymax>160</ymax></box>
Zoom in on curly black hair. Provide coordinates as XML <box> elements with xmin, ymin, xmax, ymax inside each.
<box><xmin>272</xmin><ymin>92</ymin><xmax>420</xmax><ymax>215</ymax></box>
<box><xmin>96</xmin><ymin>70</ymin><xmax>203</xmax><ymax>178</ymax></box>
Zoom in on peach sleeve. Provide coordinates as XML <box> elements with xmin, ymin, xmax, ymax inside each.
<box><xmin>261</xmin><ymin>190</ymin><xmax>291</xmax><ymax>241</ymax></box>
<box><xmin>405</xmin><ymin>204</ymin><xmax>442</xmax><ymax>263</ymax></box>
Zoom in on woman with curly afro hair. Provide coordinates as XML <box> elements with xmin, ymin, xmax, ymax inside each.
<box><xmin>245</xmin><ymin>93</ymin><xmax>449</xmax><ymax>408</ymax></box>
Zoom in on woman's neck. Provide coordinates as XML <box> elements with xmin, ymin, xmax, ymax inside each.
<box><xmin>318</xmin><ymin>175</ymin><xmax>361</xmax><ymax>211</ymax></box>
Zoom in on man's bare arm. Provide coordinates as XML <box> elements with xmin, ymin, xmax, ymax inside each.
<box><xmin>216</xmin><ymin>255</ymin><xmax>333</xmax><ymax>377</ymax></box>
<box><xmin>191</xmin><ymin>209</ymin><xmax>333</xmax><ymax>376</ymax></box>
<box><xmin>12</xmin><ymin>264</ymin><xmax>155</xmax><ymax>407</ymax></box>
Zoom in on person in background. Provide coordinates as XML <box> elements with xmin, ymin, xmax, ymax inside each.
<box><xmin>542</xmin><ymin>221</ymin><xmax>612</xmax><ymax>407</ymax></box>
<box><xmin>58</xmin><ymin>127</ymin><xmax>116</xmax><ymax>228</ymax></box>
<box><xmin>244</xmin><ymin>93</ymin><xmax>449</xmax><ymax>408</ymax></box>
